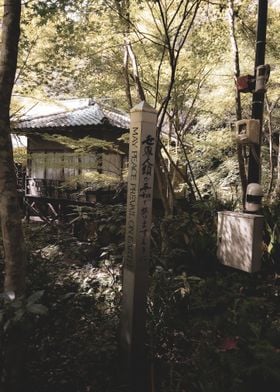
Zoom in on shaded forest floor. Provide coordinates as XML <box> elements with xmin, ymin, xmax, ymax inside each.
<box><xmin>1</xmin><ymin>202</ymin><xmax>280</xmax><ymax>391</ymax></box>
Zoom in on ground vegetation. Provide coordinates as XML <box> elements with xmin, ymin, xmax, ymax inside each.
<box><xmin>0</xmin><ymin>201</ymin><xmax>279</xmax><ymax>391</ymax></box>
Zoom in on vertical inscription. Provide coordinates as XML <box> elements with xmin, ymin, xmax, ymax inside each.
<box><xmin>124</xmin><ymin>126</ymin><xmax>139</xmax><ymax>269</ymax></box>
<box><xmin>138</xmin><ymin>135</ymin><xmax>155</xmax><ymax>267</ymax></box>
<box><xmin>124</xmin><ymin>124</ymin><xmax>156</xmax><ymax>271</ymax></box>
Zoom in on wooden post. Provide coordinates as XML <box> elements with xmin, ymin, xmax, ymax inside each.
<box><xmin>120</xmin><ymin>101</ymin><xmax>157</xmax><ymax>391</ymax></box>
<box><xmin>247</xmin><ymin>0</ymin><xmax>268</xmax><ymax>184</ymax></box>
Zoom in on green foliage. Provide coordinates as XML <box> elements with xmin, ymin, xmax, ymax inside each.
<box><xmin>187</xmin><ymin>128</ymin><xmax>240</xmax><ymax>199</ymax></box>
<box><xmin>16</xmin><ymin>223</ymin><xmax>124</xmax><ymax>391</ymax></box>
<box><xmin>18</xmin><ymin>0</ymin><xmax>128</xmax><ymax>104</ymax></box>
<box><xmin>148</xmin><ymin>266</ymin><xmax>280</xmax><ymax>392</ymax></box>
<box><xmin>15</xmin><ymin>0</ymin><xmax>280</xmax><ymax>204</ymax></box>
<box><xmin>60</xmin><ymin>172</ymin><xmax>123</xmax><ymax>191</ymax></box>
<box><xmin>151</xmin><ymin>199</ymin><xmax>232</xmax><ymax>272</ymax></box>
<box><xmin>67</xmin><ymin>203</ymin><xmax>126</xmax><ymax>258</ymax></box>
<box><xmin>13</xmin><ymin>146</ymin><xmax>27</xmax><ymax>165</ymax></box>
<box><xmin>2</xmin><ymin>195</ymin><xmax>280</xmax><ymax>391</ymax></box>
<box><xmin>0</xmin><ymin>290</ymin><xmax>47</xmax><ymax>328</ymax></box>
<box><xmin>146</xmin><ymin>196</ymin><xmax>280</xmax><ymax>391</ymax></box>
<box><xmin>262</xmin><ymin>202</ymin><xmax>280</xmax><ymax>270</ymax></box>
<box><xmin>32</xmin><ymin>0</ymin><xmax>81</xmax><ymax>18</ymax></box>
<box><xmin>41</xmin><ymin>134</ymin><xmax>120</xmax><ymax>153</ymax></box>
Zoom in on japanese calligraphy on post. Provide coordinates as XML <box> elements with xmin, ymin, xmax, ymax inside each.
<box><xmin>124</xmin><ymin>102</ymin><xmax>157</xmax><ymax>271</ymax></box>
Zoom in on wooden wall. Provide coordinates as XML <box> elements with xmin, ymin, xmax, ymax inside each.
<box><xmin>28</xmin><ymin>151</ymin><xmax>125</xmax><ymax>181</ymax></box>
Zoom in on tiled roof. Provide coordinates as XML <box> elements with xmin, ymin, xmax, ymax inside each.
<box><xmin>12</xmin><ymin>101</ymin><xmax>130</xmax><ymax>132</ymax></box>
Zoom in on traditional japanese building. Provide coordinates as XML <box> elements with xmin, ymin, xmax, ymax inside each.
<box><xmin>12</xmin><ymin>99</ymin><xmax>130</xmax><ymax>215</ymax></box>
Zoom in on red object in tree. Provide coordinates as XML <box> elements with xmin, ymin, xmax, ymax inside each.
<box><xmin>236</xmin><ymin>75</ymin><xmax>255</xmax><ymax>93</ymax></box>
<box><xmin>218</xmin><ymin>337</ymin><xmax>239</xmax><ymax>352</ymax></box>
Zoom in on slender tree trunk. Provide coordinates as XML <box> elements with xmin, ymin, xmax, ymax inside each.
<box><xmin>123</xmin><ymin>46</ymin><xmax>133</xmax><ymax>108</ymax></box>
<box><xmin>274</xmin><ymin>133</ymin><xmax>280</xmax><ymax>198</ymax></box>
<box><xmin>0</xmin><ymin>1</ymin><xmax>26</xmax><ymax>296</ymax></box>
<box><xmin>154</xmin><ymin>149</ymin><xmax>172</xmax><ymax>216</ymax></box>
<box><xmin>115</xmin><ymin>0</ymin><xmax>145</xmax><ymax>105</ymax></box>
<box><xmin>264</xmin><ymin>95</ymin><xmax>280</xmax><ymax>198</ymax></box>
<box><xmin>265</xmin><ymin>97</ymin><xmax>274</xmax><ymax>195</ymax></box>
<box><xmin>125</xmin><ymin>38</ymin><xmax>146</xmax><ymax>102</ymax></box>
<box><xmin>0</xmin><ymin>5</ymin><xmax>27</xmax><ymax>391</ymax></box>
<box><xmin>227</xmin><ymin>0</ymin><xmax>247</xmax><ymax>207</ymax></box>
<box><xmin>119</xmin><ymin>0</ymin><xmax>133</xmax><ymax>108</ymax></box>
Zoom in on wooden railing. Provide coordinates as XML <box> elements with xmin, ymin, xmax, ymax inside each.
<box><xmin>25</xmin><ymin>178</ymin><xmax>95</xmax><ymax>202</ymax></box>
<box><xmin>25</xmin><ymin>178</ymin><xmax>126</xmax><ymax>204</ymax></box>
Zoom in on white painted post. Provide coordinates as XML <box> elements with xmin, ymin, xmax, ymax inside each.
<box><xmin>120</xmin><ymin>101</ymin><xmax>157</xmax><ymax>391</ymax></box>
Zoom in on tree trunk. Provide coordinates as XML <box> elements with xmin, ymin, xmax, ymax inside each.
<box><xmin>154</xmin><ymin>149</ymin><xmax>172</xmax><ymax>216</ymax></box>
<box><xmin>123</xmin><ymin>46</ymin><xmax>133</xmax><ymax>108</ymax></box>
<box><xmin>0</xmin><ymin>0</ymin><xmax>26</xmax><ymax>297</ymax></box>
<box><xmin>274</xmin><ymin>133</ymin><xmax>280</xmax><ymax>198</ymax></box>
<box><xmin>264</xmin><ymin>95</ymin><xmax>280</xmax><ymax>198</ymax></box>
<box><xmin>0</xmin><ymin>5</ymin><xmax>27</xmax><ymax>391</ymax></box>
<box><xmin>125</xmin><ymin>38</ymin><xmax>146</xmax><ymax>102</ymax></box>
<box><xmin>265</xmin><ymin>97</ymin><xmax>274</xmax><ymax>196</ymax></box>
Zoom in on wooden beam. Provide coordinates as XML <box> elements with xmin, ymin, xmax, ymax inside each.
<box><xmin>120</xmin><ymin>101</ymin><xmax>157</xmax><ymax>392</ymax></box>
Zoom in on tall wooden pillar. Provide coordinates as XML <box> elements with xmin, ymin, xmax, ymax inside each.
<box><xmin>120</xmin><ymin>101</ymin><xmax>157</xmax><ymax>391</ymax></box>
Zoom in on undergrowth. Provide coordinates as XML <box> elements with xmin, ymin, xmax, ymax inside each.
<box><xmin>0</xmin><ymin>200</ymin><xmax>279</xmax><ymax>391</ymax></box>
